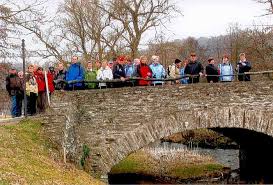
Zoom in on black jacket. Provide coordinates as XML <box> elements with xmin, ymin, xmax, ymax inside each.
<box><xmin>113</xmin><ymin>64</ymin><xmax>126</xmax><ymax>79</ymax></box>
<box><xmin>206</xmin><ymin>64</ymin><xmax>219</xmax><ymax>83</ymax></box>
<box><xmin>238</xmin><ymin>61</ymin><xmax>251</xmax><ymax>81</ymax></box>
<box><xmin>184</xmin><ymin>61</ymin><xmax>204</xmax><ymax>83</ymax></box>
<box><xmin>6</xmin><ymin>74</ymin><xmax>23</xmax><ymax>96</ymax></box>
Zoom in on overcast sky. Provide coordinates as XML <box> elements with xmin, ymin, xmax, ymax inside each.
<box><xmin>146</xmin><ymin>0</ymin><xmax>272</xmax><ymax>40</ymax></box>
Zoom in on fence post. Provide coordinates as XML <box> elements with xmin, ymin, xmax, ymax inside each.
<box><xmin>22</xmin><ymin>39</ymin><xmax>27</xmax><ymax>117</ymax></box>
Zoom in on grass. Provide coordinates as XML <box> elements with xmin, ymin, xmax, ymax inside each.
<box><xmin>0</xmin><ymin>119</ymin><xmax>104</xmax><ymax>185</ymax></box>
<box><xmin>111</xmin><ymin>147</ymin><xmax>226</xmax><ymax>180</ymax></box>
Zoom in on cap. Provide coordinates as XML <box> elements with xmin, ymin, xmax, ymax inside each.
<box><xmin>118</xmin><ymin>56</ymin><xmax>126</xmax><ymax>62</ymax></box>
<box><xmin>208</xmin><ymin>57</ymin><xmax>214</xmax><ymax>62</ymax></box>
<box><xmin>175</xmin><ymin>59</ymin><xmax>182</xmax><ymax>64</ymax></box>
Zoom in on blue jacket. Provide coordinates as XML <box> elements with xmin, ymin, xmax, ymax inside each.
<box><xmin>180</xmin><ymin>68</ymin><xmax>188</xmax><ymax>84</ymax></box>
<box><xmin>124</xmin><ymin>64</ymin><xmax>137</xmax><ymax>78</ymax></box>
<box><xmin>66</xmin><ymin>63</ymin><xmax>84</xmax><ymax>88</ymax></box>
<box><xmin>149</xmin><ymin>63</ymin><xmax>166</xmax><ymax>84</ymax></box>
<box><xmin>218</xmin><ymin>63</ymin><xmax>234</xmax><ymax>82</ymax></box>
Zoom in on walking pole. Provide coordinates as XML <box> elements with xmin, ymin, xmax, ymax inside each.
<box><xmin>44</xmin><ymin>70</ymin><xmax>51</xmax><ymax>107</ymax></box>
<box><xmin>22</xmin><ymin>39</ymin><xmax>27</xmax><ymax>118</ymax></box>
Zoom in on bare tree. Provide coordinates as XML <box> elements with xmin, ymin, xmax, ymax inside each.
<box><xmin>256</xmin><ymin>0</ymin><xmax>273</xmax><ymax>15</ymax></box>
<box><xmin>100</xmin><ymin>0</ymin><xmax>181</xmax><ymax>58</ymax></box>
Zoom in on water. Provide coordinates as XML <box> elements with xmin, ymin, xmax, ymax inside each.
<box><xmin>109</xmin><ymin>141</ymin><xmax>240</xmax><ymax>184</ymax></box>
<box><xmin>158</xmin><ymin>142</ymin><xmax>239</xmax><ymax>170</ymax></box>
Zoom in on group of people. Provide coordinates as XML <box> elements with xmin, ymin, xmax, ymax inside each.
<box><xmin>5</xmin><ymin>52</ymin><xmax>251</xmax><ymax>118</ymax></box>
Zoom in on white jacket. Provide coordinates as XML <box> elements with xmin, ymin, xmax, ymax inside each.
<box><xmin>96</xmin><ymin>66</ymin><xmax>113</xmax><ymax>87</ymax></box>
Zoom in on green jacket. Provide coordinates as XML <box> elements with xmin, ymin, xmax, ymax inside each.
<box><xmin>84</xmin><ymin>69</ymin><xmax>97</xmax><ymax>89</ymax></box>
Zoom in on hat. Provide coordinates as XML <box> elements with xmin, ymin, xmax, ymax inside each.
<box><xmin>118</xmin><ymin>56</ymin><xmax>126</xmax><ymax>62</ymax></box>
<box><xmin>175</xmin><ymin>59</ymin><xmax>182</xmax><ymax>64</ymax></box>
<box><xmin>208</xmin><ymin>57</ymin><xmax>214</xmax><ymax>62</ymax></box>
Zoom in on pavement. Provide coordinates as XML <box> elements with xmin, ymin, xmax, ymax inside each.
<box><xmin>0</xmin><ymin>116</ymin><xmax>25</xmax><ymax>126</ymax></box>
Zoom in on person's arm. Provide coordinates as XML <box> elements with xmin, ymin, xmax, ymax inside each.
<box><xmin>6</xmin><ymin>76</ymin><xmax>11</xmax><ymax>95</ymax></box>
<box><xmin>161</xmin><ymin>65</ymin><xmax>166</xmax><ymax>78</ymax></box>
<box><xmin>108</xmin><ymin>69</ymin><xmax>113</xmax><ymax>80</ymax></box>
<box><xmin>199</xmin><ymin>62</ymin><xmax>204</xmax><ymax>74</ymax></box>
<box><xmin>242</xmin><ymin>61</ymin><xmax>251</xmax><ymax>71</ymax></box>
<box><xmin>77</xmin><ymin>66</ymin><xmax>84</xmax><ymax>80</ymax></box>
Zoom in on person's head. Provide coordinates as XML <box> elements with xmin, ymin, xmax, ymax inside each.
<box><xmin>108</xmin><ymin>61</ymin><xmax>114</xmax><ymax>69</ymax></box>
<box><xmin>183</xmin><ymin>59</ymin><xmax>189</xmax><ymax>67</ymax></box>
<box><xmin>18</xmin><ymin>71</ymin><xmax>24</xmax><ymax>78</ymax></box>
<box><xmin>37</xmin><ymin>67</ymin><xmax>43</xmax><ymax>74</ymax></box>
<box><xmin>101</xmin><ymin>60</ymin><xmax>108</xmax><ymax>69</ymax></box>
<box><xmin>33</xmin><ymin>64</ymin><xmax>38</xmax><ymax>72</ymax></box>
<box><xmin>95</xmin><ymin>60</ymin><xmax>101</xmax><ymax>69</ymax></box>
<box><xmin>239</xmin><ymin>53</ymin><xmax>246</xmax><ymax>61</ymax></box>
<box><xmin>71</xmin><ymin>56</ymin><xmax>78</xmax><ymax>64</ymax></box>
<box><xmin>208</xmin><ymin>57</ymin><xmax>215</xmax><ymax>64</ymax></box>
<box><xmin>58</xmin><ymin>62</ymin><xmax>64</xmax><ymax>71</ymax></box>
<box><xmin>222</xmin><ymin>55</ymin><xmax>229</xmax><ymax>64</ymax></box>
<box><xmin>9</xmin><ymin>68</ymin><xmax>17</xmax><ymax>75</ymax></box>
<box><xmin>49</xmin><ymin>66</ymin><xmax>55</xmax><ymax>73</ymax></box>
<box><xmin>151</xmin><ymin>55</ymin><xmax>159</xmax><ymax>64</ymax></box>
<box><xmin>28</xmin><ymin>65</ymin><xmax>34</xmax><ymax>73</ymax></box>
<box><xmin>140</xmin><ymin>56</ymin><xmax>148</xmax><ymax>64</ymax></box>
<box><xmin>126</xmin><ymin>56</ymin><xmax>133</xmax><ymax>65</ymax></box>
<box><xmin>190</xmin><ymin>52</ymin><xmax>197</xmax><ymax>62</ymax></box>
<box><xmin>133</xmin><ymin>58</ymin><xmax>140</xmax><ymax>66</ymax></box>
<box><xmin>117</xmin><ymin>56</ymin><xmax>126</xmax><ymax>65</ymax></box>
<box><xmin>175</xmin><ymin>59</ymin><xmax>182</xmax><ymax>68</ymax></box>
<box><xmin>87</xmin><ymin>61</ymin><xmax>93</xmax><ymax>69</ymax></box>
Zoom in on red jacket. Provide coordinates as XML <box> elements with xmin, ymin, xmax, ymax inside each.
<box><xmin>47</xmin><ymin>71</ymin><xmax>55</xmax><ymax>93</ymax></box>
<box><xmin>35</xmin><ymin>72</ymin><xmax>46</xmax><ymax>92</ymax></box>
<box><xmin>137</xmin><ymin>64</ymin><xmax>152</xmax><ymax>86</ymax></box>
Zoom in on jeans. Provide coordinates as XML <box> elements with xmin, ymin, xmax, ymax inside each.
<box><xmin>10</xmin><ymin>96</ymin><xmax>17</xmax><ymax>117</ymax></box>
<box><xmin>27</xmin><ymin>92</ymin><xmax>37</xmax><ymax>116</ymax></box>
<box><xmin>16</xmin><ymin>95</ymin><xmax>23</xmax><ymax>117</ymax></box>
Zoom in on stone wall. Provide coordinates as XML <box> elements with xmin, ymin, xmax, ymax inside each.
<box><xmin>0</xmin><ymin>91</ymin><xmax>10</xmax><ymax>117</ymax></box>
<box><xmin>43</xmin><ymin>82</ymin><xmax>273</xmax><ymax>177</ymax></box>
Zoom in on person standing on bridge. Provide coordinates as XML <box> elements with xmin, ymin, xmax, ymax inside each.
<box><xmin>97</xmin><ymin>60</ymin><xmax>113</xmax><ymax>89</ymax></box>
<box><xmin>237</xmin><ymin>53</ymin><xmax>252</xmax><ymax>81</ymax></box>
<box><xmin>137</xmin><ymin>56</ymin><xmax>153</xmax><ymax>86</ymax></box>
<box><xmin>113</xmin><ymin>56</ymin><xmax>126</xmax><ymax>87</ymax></box>
<box><xmin>84</xmin><ymin>61</ymin><xmax>97</xmax><ymax>89</ymax></box>
<box><xmin>184</xmin><ymin>53</ymin><xmax>204</xmax><ymax>84</ymax></box>
<box><xmin>205</xmin><ymin>57</ymin><xmax>219</xmax><ymax>83</ymax></box>
<box><xmin>149</xmin><ymin>55</ymin><xmax>166</xmax><ymax>86</ymax></box>
<box><xmin>218</xmin><ymin>55</ymin><xmax>234</xmax><ymax>82</ymax></box>
<box><xmin>54</xmin><ymin>62</ymin><xmax>67</xmax><ymax>90</ymax></box>
<box><xmin>167</xmin><ymin>58</ymin><xmax>182</xmax><ymax>84</ymax></box>
<box><xmin>26</xmin><ymin>65</ymin><xmax>38</xmax><ymax>116</ymax></box>
<box><xmin>66</xmin><ymin>56</ymin><xmax>85</xmax><ymax>90</ymax></box>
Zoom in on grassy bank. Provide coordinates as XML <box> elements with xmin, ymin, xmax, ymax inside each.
<box><xmin>0</xmin><ymin>119</ymin><xmax>103</xmax><ymax>185</ymax></box>
<box><xmin>162</xmin><ymin>128</ymin><xmax>238</xmax><ymax>149</ymax></box>
<box><xmin>111</xmin><ymin>149</ymin><xmax>227</xmax><ymax>181</ymax></box>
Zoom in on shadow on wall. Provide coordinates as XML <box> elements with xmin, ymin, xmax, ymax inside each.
<box><xmin>212</xmin><ymin>127</ymin><xmax>273</xmax><ymax>184</ymax></box>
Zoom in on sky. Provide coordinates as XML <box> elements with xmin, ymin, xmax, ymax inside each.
<box><xmin>5</xmin><ymin>0</ymin><xmax>273</xmax><ymax>64</ymax></box>
<box><xmin>145</xmin><ymin>0</ymin><xmax>272</xmax><ymax>40</ymax></box>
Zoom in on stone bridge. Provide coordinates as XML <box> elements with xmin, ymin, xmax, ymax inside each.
<box><xmin>43</xmin><ymin>82</ymin><xmax>273</xmax><ymax>178</ymax></box>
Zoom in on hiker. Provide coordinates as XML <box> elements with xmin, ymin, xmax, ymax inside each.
<box><xmin>184</xmin><ymin>53</ymin><xmax>204</xmax><ymax>83</ymax></box>
<box><xmin>26</xmin><ymin>65</ymin><xmax>38</xmax><ymax>116</ymax></box>
<box><xmin>218</xmin><ymin>55</ymin><xmax>234</xmax><ymax>82</ymax></box>
<box><xmin>112</xmin><ymin>56</ymin><xmax>126</xmax><ymax>87</ymax></box>
<box><xmin>237</xmin><ymin>53</ymin><xmax>252</xmax><ymax>81</ymax></box>
<box><xmin>124</xmin><ymin>57</ymin><xmax>137</xmax><ymax>86</ymax></box>
<box><xmin>149</xmin><ymin>55</ymin><xmax>166</xmax><ymax>85</ymax></box>
<box><xmin>136</xmin><ymin>56</ymin><xmax>153</xmax><ymax>86</ymax></box>
<box><xmin>168</xmin><ymin>59</ymin><xmax>182</xmax><ymax>84</ymax></box>
<box><xmin>66</xmin><ymin>56</ymin><xmax>85</xmax><ymax>90</ymax></box>
<box><xmin>6</xmin><ymin>68</ymin><xmax>23</xmax><ymax>117</ymax></box>
<box><xmin>180</xmin><ymin>59</ymin><xmax>189</xmax><ymax>84</ymax></box>
<box><xmin>205</xmin><ymin>57</ymin><xmax>219</xmax><ymax>83</ymax></box>
<box><xmin>97</xmin><ymin>60</ymin><xmax>113</xmax><ymax>88</ymax></box>
<box><xmin>85</xmin><ymin>61</ymin><xmax>97</xmax><ymax>89</ymax></box>
<box><xmin>54</xmin><ymin>62</ymin><xmax>67</xmax><ymax>90</ymax></box>
<box><xmin>47</xmin><ymin>67</ymin><xmax>55</xmax><ymax>95</ymax></box>
<box><xmin>35</xmin><ymin>67</ymin><xmax>46</xmax><ymax>113</ymax></box>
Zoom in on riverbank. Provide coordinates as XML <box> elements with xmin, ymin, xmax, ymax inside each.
<box><xmin>0</xmin><ymin>119</ymin><xmax>103</xmax><ymax>185</ymax></box>
<box><xmin>161</xmin><ymin>128</ymin><xmax>239</xmax><ymax>149</ymax></box>
<box><xmin>109</xmin><ymin>147</ymin><xmax>230</xmax><ymax>184</ymax></box>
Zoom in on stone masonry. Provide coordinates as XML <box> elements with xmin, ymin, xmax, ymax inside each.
<box><xmin>43</xmin><ymin>82</ymin><xmax>273</xmax><ymax>178</ymax></box>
